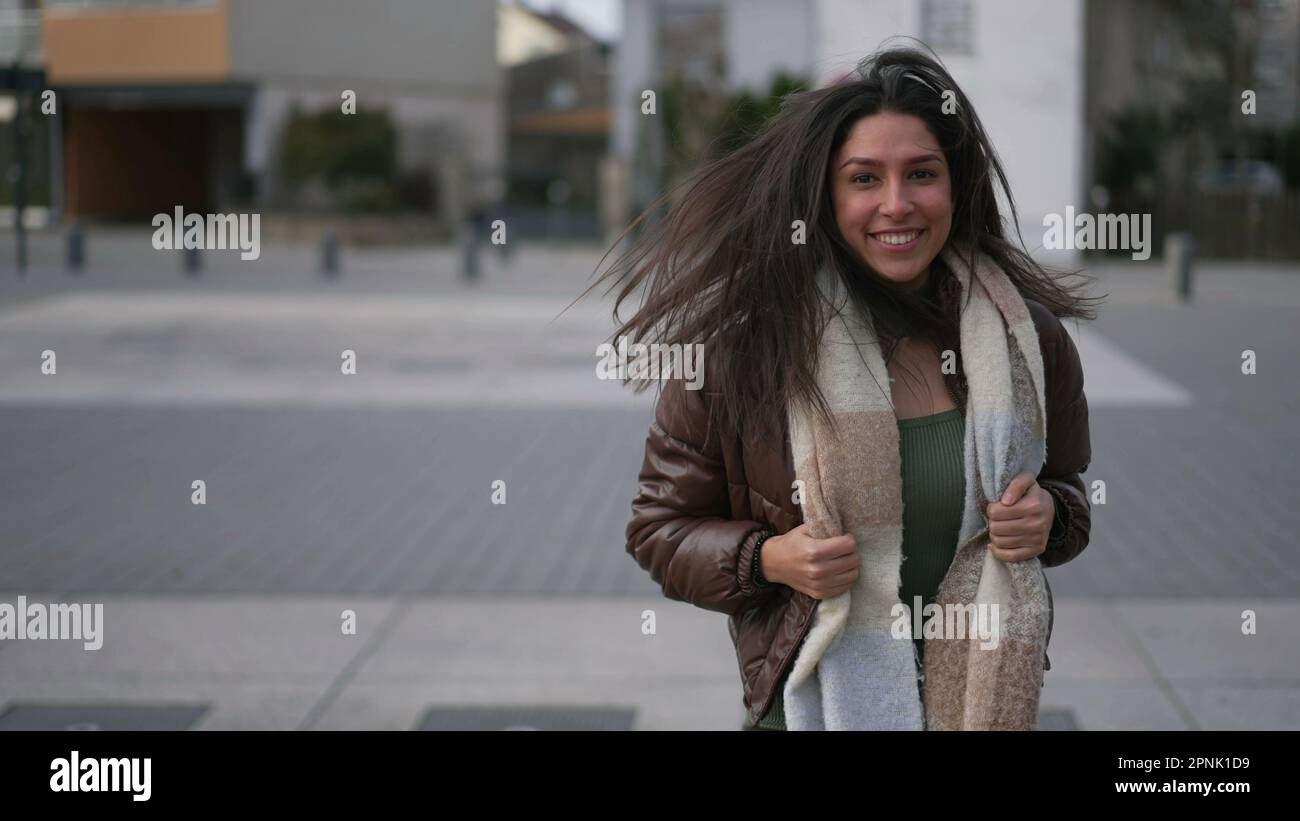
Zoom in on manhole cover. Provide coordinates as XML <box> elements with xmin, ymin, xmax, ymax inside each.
<box><xmin>0</xmin><ymin>704</ymin><xmax>209</xmax><ymax>731</ymax></box>
<box><xmin>416</xmin><ymin>706</ymin><xmax>635</xmax><ymax>731</ymax></box>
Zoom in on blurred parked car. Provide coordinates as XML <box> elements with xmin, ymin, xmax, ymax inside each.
<box><xmin>1196</xmin><ymin>160</ymin><xmax>1285</xmax><ymax>194</ymax></box>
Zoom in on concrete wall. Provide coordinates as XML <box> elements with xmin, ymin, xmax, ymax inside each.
<box><xmin>611</xmin><ymin>0</ymin><xmax>657</xmax><ymax>165</ymax></box>
<box><xmin>726</xmin><ymin>0</ymin><xmax>814</xmax><ymax>92</ymax></box>
<box><xmin>226</xmin><ymin>0</ymin><xmax>496</xmax><ymax>91</ymax></box>
<box><xmin>812</xmin><ymin>0</ymin><xmax>917</xmax><ymax>86</ymax></box>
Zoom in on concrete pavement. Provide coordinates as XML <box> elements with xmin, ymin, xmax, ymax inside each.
<box><xmin>1</xmin><ymin>593</ymin><xmax>1296</xmax><ymax>730</ymax></box>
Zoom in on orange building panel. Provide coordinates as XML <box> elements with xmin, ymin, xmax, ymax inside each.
<box><xmin>43</xmin><ymin>0</ymin><xmax>230</xmax><ymax>84</ymax></box>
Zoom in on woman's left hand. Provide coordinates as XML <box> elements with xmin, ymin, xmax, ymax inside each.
<box><xmin>985</xmin><ymin>471</ymin><xmax>1053</xmax><ymax>562</ymax></box>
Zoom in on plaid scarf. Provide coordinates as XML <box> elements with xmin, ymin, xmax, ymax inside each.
<box><xmin>782</xmin><ymin>247</ymin><xmax>1052</xmax><ymax>730</ymax></box>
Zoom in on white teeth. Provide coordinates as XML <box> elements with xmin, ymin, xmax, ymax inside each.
<box><xmin>874</xmin><ymin>231</ymin><xmax>919</xmax><ymax>245</ymax></box>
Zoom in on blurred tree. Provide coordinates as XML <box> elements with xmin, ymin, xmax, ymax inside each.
<box><xmin>1093</xmin><ymin>105</ymin><xmax>1172</xmax><ymax>257</ymax></box>
<box><xmin>1168</xmin><ymin>0</ymin><xmax>1256</xmax><ymax>157</ymax></box>
<box><xmin>1164</xmin><ymin>0</ymin><xmax>1262</xmax><ymax>237</ymax></box>
<box><xmin>1095</xmin><ymin>105</ymin><xmax>1169</xmax><ymax>201</ymax></box>
<box><xmin>658</xmin><ymin>51</ymin><xmax>728</xmax><ymax>195</ymax></box>
<box><xmin>712</xmin><ymin>70</ymin><xmax>811</xmax><ymax>158</ymax></box>
<box><xmin>659</xmin><ymin>68</ymin><xmax>811</xmax><ymax>200</ymax></box>
<box><xmin>278</xmin><ymin>104</ymin><xmax>398</xmax><ymax>210</ymax></box>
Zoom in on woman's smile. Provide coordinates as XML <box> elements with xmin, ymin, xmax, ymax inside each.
<box><xmin>868</xmin><ymin>227</ymin><xmax>926</xmax><ymax>251</ymax></box>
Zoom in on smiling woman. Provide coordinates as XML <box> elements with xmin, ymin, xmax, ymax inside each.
<box><xmin>588</xmin><ymin>44</ymin><xmax>1101</xmax><ymax>731</ymax></box>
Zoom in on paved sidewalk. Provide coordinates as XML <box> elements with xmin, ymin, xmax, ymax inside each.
<box><xmin>1</xmin><ymin>593</ymin><xmax>1295</xmax><ymax>730</ymax></box>
<box><xmin>1</xmin><ymin>285</ymin><xmax>1297</xmax><ymax>599</ymax></box>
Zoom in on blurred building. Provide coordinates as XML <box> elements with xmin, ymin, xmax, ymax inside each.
<box><xmin>613</xmin><ymin>0</ymin><xmax>1300</xmax><ymax>259</ymax></box>
<box><xmin>613</xmin><ymin>0</ymin><xmax>1086</xmax><ymax>256</ymax></box>
<box><xmin>1085</xmin><ymin>0</ymin><xmax>1300</xmax><ymax>258</ymax></box>
<box><xmin>5</xmin><ymin>0</ymin><xmax>503</xmax><ymax>233</ymax></box>
<box><xmin>499</xmin><ymin>0</ymin><xmax>585</xmax><ymax>67</ymax></box>
<box><xmin>499</xmin><ymin>1</ymin><xmax>611</xmax><ymax>239</ymax></box>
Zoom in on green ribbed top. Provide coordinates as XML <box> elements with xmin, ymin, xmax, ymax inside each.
<box><xmin>751</xmin><ymin>406</ymin><xmax>966</xmax><ymax>730</ymax></box>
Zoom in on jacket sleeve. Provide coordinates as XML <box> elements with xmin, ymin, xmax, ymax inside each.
<box><xmin>1030</xmin><ymin>302</ymin><xmax>1093</xmax><ymax>569</ymax></box>
<box><xmin>625</xmin><ymin>375</ymin><xmax>779</xmax><ymax>617</ymax></box>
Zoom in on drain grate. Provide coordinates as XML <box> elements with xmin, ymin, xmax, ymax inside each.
<box><xmin>416</xmin><ymin>706</ymin><xmax>635</xmax><ymax>731</ymax></box>
<box><xmin>0</xmin><ymin>704</ymin><xmax>209</xmax><ymax>731</ymax></box>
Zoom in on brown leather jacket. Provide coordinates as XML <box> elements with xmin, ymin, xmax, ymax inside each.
<box><xmin>624</xmin><ymin>298</ymin><xmax>1093</xmax><ymax>727</ymax></box>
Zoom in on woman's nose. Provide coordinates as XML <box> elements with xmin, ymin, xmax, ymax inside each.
<box><xmin>878</xmin><ymin>179</ymin><xmax>915</xmax><ymax>219</ymax></box>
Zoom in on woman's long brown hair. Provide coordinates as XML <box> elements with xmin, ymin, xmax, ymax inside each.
<box><xmin>581</xmin><ymin>44</ymin><xmax>1104</xmax><ymax>440</ymax></box>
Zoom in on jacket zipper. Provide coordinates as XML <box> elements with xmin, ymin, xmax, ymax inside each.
<box><xmin>1042</xmin><ymin>564</ymin><xmax>1054</xmax><ymax>672</ymax></box>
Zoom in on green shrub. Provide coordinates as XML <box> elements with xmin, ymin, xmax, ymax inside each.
<box><xmin>278</xmin><ymin>104</ymin><xmax>398</xmax><ymax>206</ymax></box>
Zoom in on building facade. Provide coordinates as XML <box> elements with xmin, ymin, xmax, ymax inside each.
<box><xmin>19</xmin><ymin>0</ymin><xmax>502</xmax><ymax>231</ymax></box>
<box><xmin>612</xmin><ymin>0</ymin><xmax>1085</xmax><ymax>258</ymax></box>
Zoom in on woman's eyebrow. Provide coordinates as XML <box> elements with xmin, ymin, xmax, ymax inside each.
<box><xmin>840</xmin><ymin>153</ymin><xmax>943</xmax><ymax>169</ymax></box>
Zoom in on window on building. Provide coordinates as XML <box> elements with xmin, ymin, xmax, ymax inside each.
<box><xmin>921</xmin><ymin>0</ymin><xmax>975</xmax><ymax>57</ymax></box>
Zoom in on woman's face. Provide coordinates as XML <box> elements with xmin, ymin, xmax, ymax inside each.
<box><xmin>830</xmin><ymin>111</ymin><xmax>953</xmax><ymax>286</ymax></box>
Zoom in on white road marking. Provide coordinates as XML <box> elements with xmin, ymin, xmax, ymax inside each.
<box><xmin>0</xmin><ymin>292</ymin><xmax>653</xmax><ymax>408</ymax></box>
<box><xmin>1066</xmin><ymin>324</ymin><xmax>1192</xmax><ymax>407</ymax></box>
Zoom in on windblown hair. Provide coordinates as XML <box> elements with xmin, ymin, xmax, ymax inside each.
<box><xmin>584</xmin><ymin>43</ymin><xmax>1102</xmax><ymax>440</ymax></box>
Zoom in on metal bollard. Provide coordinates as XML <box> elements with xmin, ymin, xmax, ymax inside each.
<box><xmin>462</xmin><ymin>219</ymin><xmax>480</xmax><ymax>282</ymax></box>
<box><xmin>183</xmin><ymin>245</ymin><xmax>201</xmax><ymax>276</ymax></box>
<box><xmin>1165</xmin><ymin>232</ymin><xmax>1195</xmax><ymax>304</ymax></box>
<box><xmin>321</xmin><ymin>231</ymin><xmax>339</xmax><ymax>278</ymax></box>
<box><xmin>66</xmin><ymin>224</ymin><xmax>84</xmax><ymax>273</ymax></box>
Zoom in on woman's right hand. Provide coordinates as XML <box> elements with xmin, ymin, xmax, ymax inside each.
<box><xmin>760</xmin><ymin>524</ymin><xmax>860</xmax><ymax>600</ymax></box>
